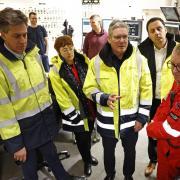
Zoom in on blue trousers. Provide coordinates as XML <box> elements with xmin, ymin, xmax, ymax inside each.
<box><xmin>41</xmin><ymin>54</ymin><xmax>50</xmax><ymax>72</ymax></box>
<box><xmin>102</xmin><ymin>129</ymin><xmax>138</xmax><ymax>177</ymax></box>
<box><xmin>21</xmin><ymin>141</ymin><xmax>69</xmax><ymax>180</ymax></box>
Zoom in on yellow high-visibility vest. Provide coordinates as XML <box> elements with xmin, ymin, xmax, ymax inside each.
<box><xmin>0</xmin><ymin>47</ymin><xmax>52</xmax><ymax>140</ymax></box>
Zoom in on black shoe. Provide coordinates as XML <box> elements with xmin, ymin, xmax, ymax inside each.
<box><xmin>69</xmin><ymin>175</ymin><xmax>87</xmax><ymax>180</ymax></box>
<box><xmin>84</xmin><ymin>163</ymin><xmax>92</xmax><ymax>176</ymax></box>
<box><xmin>124</xmin><ymin>176</ymin><xmax>133</xmax><ymax>180</ymax></box>
<box><xmin>91</xmin><ymin>156</ymin><xmax>98</xmax><ymax>166</ymax></box>
<box><xmin>104</xmin><ymin>174</ymin><xmax>115</xmax><ymax>180</ymax></box>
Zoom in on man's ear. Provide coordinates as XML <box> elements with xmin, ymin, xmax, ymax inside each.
<box><xmin>107</xmin><ymin>36</ymin><xmax>111</xmax><ymax>44</ymax></box>
<box><xmin>0</xmin><ymin>32</ymin><xmax>6</xmax><ymax>40</ymax></box>
<box><xmin>165</xmin><ymin>27</ymin><xmax>167</xmax><ymax>34</ymax></box>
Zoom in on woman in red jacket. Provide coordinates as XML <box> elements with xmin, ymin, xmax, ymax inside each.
<box><xmin>147</xmin><ymin>44</ymin><xmax>180</xmax><ymax>180</ymax></box>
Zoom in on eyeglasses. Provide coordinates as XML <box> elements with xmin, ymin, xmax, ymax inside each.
<box><xmin>61</xmin><ymin>47</ymin><xmax>74</xmax><ymax>54</ymax></box>
<box><xmin>167</xmin><ymin>60</ymin><xmax>180</xmax><ymax>72</ymax></box>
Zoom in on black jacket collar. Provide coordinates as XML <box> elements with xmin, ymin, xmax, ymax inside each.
<box><xmin>138</xmin><ymin>33</ymin><xmax>176</xmax><ymax>99</ymax></box>
<box><xmin>99</xmin><ymin>41</ymin><xmax>133</xmax><ymax>67</ymax></box>
<box><xmin>138</xmin><ymin>33</ymin><xmax>176</xmax><ymax>58</ymax></box>
<box><xmin>0</xmin><ymin>37</ymin><xmax>36</xmax><ymax>61</ymax></box>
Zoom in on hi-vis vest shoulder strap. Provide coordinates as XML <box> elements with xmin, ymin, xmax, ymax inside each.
<box><xmin>0</xmin><ymin>59</ymin><xmax>46</xmax><ymax>103</ymax></box>
<box><xmin>94</xmin><ymin>55</ymin><xmax>101</xmax><ymax>84</ymax></box>
<box><xmin>135</xmin><ymin>48</ymin><xmax>142</xmax><ymax>80</ymax></box>
<box><xmin>94</xmin><ymin>49</ymin><xmax>142</xmax><ymax>84</ymax></box>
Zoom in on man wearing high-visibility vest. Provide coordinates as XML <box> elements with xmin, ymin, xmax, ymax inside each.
<box><xmin>138</xmin><ymin>17</ymin><xmax>176</xmax><ymax>177</ymax></box>
<box><xmin>83</xmin><ymin>20</ymin><xmax>152</xmax><ymax>180</ymax></box>
<box><xmin>147</xmin><ymin>44</ymin><xmax>180</xmax><ymax>180</ymax></box>
<box><xmin>0</xmin><ymin>8</ymin><xmax>85</xmax><ymax>180</ymax></box>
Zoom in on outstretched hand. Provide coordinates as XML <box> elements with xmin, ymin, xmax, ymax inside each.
<box><xmin>107</xmin><ymin>94</ymin><xmax>121</xmax><ymax>110</ymax></box>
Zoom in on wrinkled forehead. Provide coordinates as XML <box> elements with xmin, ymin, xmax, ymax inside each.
<box><xmin>171</xmin><ymin>50</ymin><xmax>180</xmax><ymax>63</ymax></box>
<box><xmin>111</xmin><ymin>27</ymin><xmax>128</xmax><ymax>36</ymax></box>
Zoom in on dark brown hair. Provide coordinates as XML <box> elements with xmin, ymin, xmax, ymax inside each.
<box><xmin>146</xmin><ymin>17</ymin><xmax>165</xmax><ymax>32</ymax></box>
<box><xmin>54</xmin><ymin>35</ymin><xmax>73</xmax><ymax>53</ymax></box>
<box><xmin>29</xmin><ymin>12</ymin><xmax>37</xmax><ymax>18</ymax></box>
<box><xmin>0</xmin><ymin>8</ymin><xmax>28</xmax><ymax>33</ymax></box>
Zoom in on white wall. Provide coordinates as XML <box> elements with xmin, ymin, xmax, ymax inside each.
<box><xmin>0</xmin><ymin>0</ymin><xmax>174</xmax><ymax>57</ymax></box>
<box><xmin>0</xmin><ymin>0</ymin><xmax>82</xmax><ymax>57</ymax></box>
<box><xmin>81</xmin><ymin>0</ymin><xmax>172</xmax><ymax>41</ymax></box>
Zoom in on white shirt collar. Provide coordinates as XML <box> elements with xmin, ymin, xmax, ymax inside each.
<box><xmin>4</xmin><ymin>43</ymin><xmax>25</xmax><ymax>59</ymax></box>
<box><xmin>154</xmin><ymin>40</ymin><xmax>167</xmax><ymax>52</ymax></box>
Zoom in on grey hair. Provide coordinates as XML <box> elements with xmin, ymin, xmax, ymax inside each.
<box><xmin>0</xmin><ymin>8</ymin><xmax>28</xmax><ymax>33</ymax></box>
<box><xmin>90</xmin><ymin>14</ymin><xmax>102</xmax><ymax>26</ymax></box>
<box><xmin>173</xmin><ymin>44</ymin><xmax>180</xmax><ymax>55</ymax></box>
<box><xmin>108</xmin><ymin>19</ymin><xmax>129</xmax><ymax>37</ymax></box>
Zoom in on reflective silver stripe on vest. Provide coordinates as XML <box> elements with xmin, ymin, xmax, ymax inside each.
<box><xmin>63</xmin><ymin>106</ymin><xmax>75</xmax><ymax>116</ymax></box>
<box><xmin>62</xmin><ymin>119</ymin><xmax>84</xmax><ymax>126</ymax></box>
<box><xmin>11</xmin><ymin>81</ymin><xmax>45</xmax><ymax>102</ymax></box>
<box><xmin>0</xmin><ymin>58</ymin><xmax>46</xmax><ymax>102</ymax></box>
<box><xmin>35</xmin><ymin>54</ymin><xmax>48</xmax><ymax>92</ymax></box>
<box><xmin>0</xmin><ymin>60</ymin><xmax>20</xmax><ymax>93</ymax></box>
<box><xmin>163</xmin><ymin>120</ymin><xmax>180</xmax><ymax>137</ymax></box>
<box><xmin>94</xmin><ymin>55</ymin><xmax>101</xmax><ymax>84</ymax></box>
<box><xmin>97</xmin><ymin>119</ymin><xmax>115</xmax><ymax>130</ymax></box>
<box><xmin>139</xmin><ymin>107</ymin><xmax>150</xmax><ymax>116</ymax></box>
<box><xmin>120</xmin><ymin>107</ymin><xmax>138</xmax><ymax>116</ymax></box>
<box><xmin>91</xmin><ymin>88</ymin><xmax>101</xmax><ymax>95</ymax></box>
<box><xmin>16</xmin><ymin>101</ymin><xmax>52</xmax><ymax>121</ymax></box>
<box><xmin>90</xmin><ymin>88</ymin><xmax>101</xmax><ymax>100</ymax></box>
<box><xmin>0</xmin><ymin>118</ymin><xmax>18</xmax><ymax>128</ymax></box>
<box><xmin>96</xmin><ymin>92</ymin><xmax>103</xmax><ymax>104</ymax></box>
<box><xmin>140</xmin><ymin>99</ymin><xmax>152</xmax><ymax>105</ymax></box>
<box><xmin>0</xmin><ymin>97</ymin><xmax>10</xmax><ymax>105</ymax></box>
<box><xmin>36</xmin><ymin>54</ymin><xmax>47</xmax><ymax>81</ymax></box>
<box><xmin>136</xmin><ymin>49</ymin><xmax>142</xmax><ymax>80</ymax></box>
<box><xmin>97</xmin><ymin>106</ymin><xmax>114</xmax><ymax>117</ymax></box>
<box><xmin>97</xmin><ymin>118</ymin><xmax>135</xmax><ymax>131</ymax></box>
<box><xmin>51</xmin><ymin>65</ymin><xmax>59</xmax><ymax>74</ymax></box>
<box><xmin>69</xmin><ymin>113</ymin><xmax>78</xmax><ymax>121</ymax></box>
<box><xmin>120</xmin><ymin>121</ymin><xmax>135</xmax><ymax>130</ymax></box>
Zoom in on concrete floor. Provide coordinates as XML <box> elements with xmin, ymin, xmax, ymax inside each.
<box><xmin>0</xmin><ymin>126</ymin><xmax>157</xmax><ymax>180</ymax></box>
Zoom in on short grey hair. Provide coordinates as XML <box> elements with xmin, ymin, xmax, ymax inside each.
<box><xmin>108</xmin><ymin>19</ymin><xmax>129</xmax><ymax>37</ymax></box>
<box><xmin>0</xmin><ymin>8</ymin><xmax>28</xmax><ymax>33</ymax></box>
<box><xmin>173</xmin><ymin>44</ymin><xmax>180</xmax><ymax>55</ymax></box>
<box><xmin>90</xmin><ymin>14</ymin><xmax>102</xmax><ymax>26</ymax></box>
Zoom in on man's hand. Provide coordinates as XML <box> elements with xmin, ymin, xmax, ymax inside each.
<box><xmin>107</xmin><ymin>94</ymin><xmax>121</xmax><ymax>110</ymax></box>
<box><xmin>14</xmin><ymin>147</ymin><xmax>27</xmax><ymax>163</ymax></box>
<box><xmin>148</xmin><ymin>119</ymin><xmax>154</xmax><ymax>124</ymax></box>
<box><xmin>134</xmin><ymin>121</ymin><xmax>143</xmax><ymax>132</ymax></box>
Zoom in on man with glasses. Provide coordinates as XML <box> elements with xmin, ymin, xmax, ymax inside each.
<box><xmin>147</xmin><ymin>44</ymin><xmax>180</xmax><ymax>180</ymax></box>
<box><xmin>138</xmin><ymin>17</ymin><xmax>176</xmax><ymax>177</ymax></box>
<box><xmin>83</xmin><ymin>20</ymin><xmax>152</xmax><ymax>180</ymax></box>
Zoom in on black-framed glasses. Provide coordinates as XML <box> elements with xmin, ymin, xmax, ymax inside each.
<box><xmin>167</xmin><ymin>60</ymin><xmax>180</xmax><ymax>72</ymax></box>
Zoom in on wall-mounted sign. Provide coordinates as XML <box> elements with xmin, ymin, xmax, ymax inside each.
<box><xmin>82</xmin><ymin>0</ymin><xmax>100</xmax><ymax>5</ymax></box>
